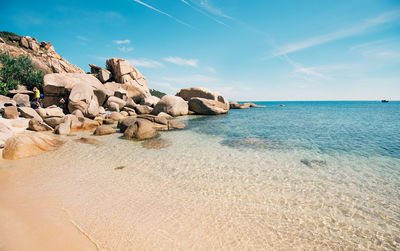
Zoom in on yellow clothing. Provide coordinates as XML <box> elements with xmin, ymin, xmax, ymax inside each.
<box><xmin>35</xmin><ymin>89</ymin><xmax>40</xmax><ymax>99</ymax></box>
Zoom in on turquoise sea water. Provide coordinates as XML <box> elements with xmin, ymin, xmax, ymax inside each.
<box><xmin>2</xmin><ymin>101</ymin><xmax>399</xmax><ymax>249</ymax></box>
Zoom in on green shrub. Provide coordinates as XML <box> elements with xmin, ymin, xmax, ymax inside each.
<box><xmin>150</xmin><ymin>88</ymin><xmax>166</xmax><ymax>98</ymax></box>
<box><xmin>0</xmin><ymin>52</ymin><xmax>44</xmax><ymax>92</ymax></box>
<box><xmin>0</xmin><ymin>81</ymin><xmax>8</xmax><ymax>96</ymax></box>
<box><xmin>0</xmin><ymin>31</ymin><xmax>21</xmax><ymax>42</ymax></box>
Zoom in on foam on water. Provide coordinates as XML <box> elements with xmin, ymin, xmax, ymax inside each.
<box><xmin>1</xmin><ymin>101</ymin><xmax>399</xmax><ymax>250</ymax></box>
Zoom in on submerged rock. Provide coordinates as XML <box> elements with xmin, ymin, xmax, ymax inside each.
<box><xmin>141</xmin><ymin>138</ymin><xmax>172</xmax><ymax>149</ymax></box>
<box><xmin>300</xmin><ymin>159</ymin><xmax>327</xmax><ymax>168</ymax></box>
<box><xmin>74</xmin><ymin>137</ymin><xmax>102</xmax><ymax>145</ymax></box>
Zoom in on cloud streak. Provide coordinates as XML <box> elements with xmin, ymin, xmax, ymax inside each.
<box><xmin>273</xmin><ymin>9</ymin><xmax>400</xmax><ymax>57</ymax></box>
<box><xmin>163</xmin><ymin>57</ymin><xmax>198</xmax><ymax>67</ymax></box>
<box><xmin>133</xmin><ymin>0</ymin><xmax>192</xmax><ymax>28</ymax></box>
<box><xmin>180</xmin><ymin>0</ymin><xmax>230</xmax><ymax>27</ymax></box>
<box><xmin>115</xmin><ymin>40</ymin><xmax>131</xmax><ymax>44</ymax></box>
<box><xmin>129</xmin><ymin>58</ymin><xmax>163</xmax><ymax>68</ymax></box>
<box><xmin>118</xmin><ymin>47</ymin><xmax>133</xmax><ymax>52</ymax></box>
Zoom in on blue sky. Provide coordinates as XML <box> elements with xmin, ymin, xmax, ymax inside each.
<box><xmin>1</xmin><ymin>0</ymin><xmax>400</xmax><ymax>101</ymax></box>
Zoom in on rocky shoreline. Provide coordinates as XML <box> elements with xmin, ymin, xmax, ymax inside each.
<box><xmin>0</xmin><ymin>34</ymin><xmax>264</xmax><ymax>160</ymax></box>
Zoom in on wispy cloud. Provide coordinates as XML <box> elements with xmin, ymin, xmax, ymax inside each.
<box><xmin>350</xmin><ymin>39</ymin><xmax>400</xmax><ymax>60</ymax></box>
<box><xmin>273</xmin><ymin>9</ymin><xmax>400</xmax><ymax>57</ymax></box>
<box><xmin>129</xmin><ymin>58</ymin><xmax>163</xmax><ymax>68</ymax></box>
<box><xmin>163</xmin><ymin>57</ymin><xmax>198</xmax><ymax>67</ymax></box>
<box><xmin>197</xmin><ymin>0</ymin><xmax>232</xmax><ymax>19</ymax></box>
<box><xmin>133</xmin><ymin>0</ymin><xmax>192</xmax><ymax>28</ymax></box>
<box><xmin>76</xmin><ymin>35</ymin><xmax>89</xmax><ymax>41</ymax></box>
<box><xmin>180</xmin><ymin>0</ymin><xmax>230</xmax><ymax>27</ymax></box>
<box><xmin>118</xmin><ymin>47</ymin><xmax>134</xmax><ymax>52</ymax></box>
<box><xmin>114</xmin><ymin>39</ymin><xmax>131</xmax><ymax>44</ymax></box>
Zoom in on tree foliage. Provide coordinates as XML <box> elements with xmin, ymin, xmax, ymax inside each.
<box><xmin>150</xmin><ymin>88</ymin><xmax>166</xmax><ymax>98</ymax></box>
<box><xmin>0</xmin><ymin>52</ymin><xmax>44</xmax><ymax>95</ymax></box>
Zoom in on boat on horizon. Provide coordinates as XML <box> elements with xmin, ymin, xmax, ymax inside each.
<box><xmin>381</xmin><ymin>100</ymin><xmax>389</xmax><ymax>103</ymax></box>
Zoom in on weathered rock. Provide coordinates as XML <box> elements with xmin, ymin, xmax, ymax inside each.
<box><xmin>71</xmin><ymin>109</ymin><xmax>84</xmax><ymax>118</ymax></box>
<box><xmin>44</xmin><ymin>106</ymin><xmax>65</xmax><ymax>117</ymax></box>
<box><xmin>176</xmin><ymin>87</ymin><xmax>230</xmax><ymax>112</ymax></box>
<box><xmin>105</xmin><ymin>58</ymin><xmax>151</xmax><ymax>101</ymax></box>
<box><xmin>108</xmin><ymin>112</ymin><xmax>124</xmax><ymax>121</ymax></box>
<box><xmin>157</xmin><ymin>112</ymin><xmax>173</xmax><ymax>120</ymax></box>
<box><xmin>0</xmin><ymin>122</ymin><xmax>14</xmax><ymax>146</ymax></box>
<box><xmin>2</xmin><ymin>132</ymin><xmax>64</xmax><ymax>160</ymax></box>
<box><xmin>141</xmin><ymin>96</ymin><xmax>160</xmax><ymax>107</ymax></box>
<box><xmin>123</xmin><ymin>118</ymin><xmax>158</xmax><ymax>140</ymax></box>
<box><xmin>168</xmin><ymin>120</ymin><xmax>186</xmax><ymax>130</ymax></box>
<box><xmin>13</xmin><ymin>94</ymin><xmax>30</xmax><ymax>107</ymax></box>
<box><xmin>135</xmin><ymin>105</ymin><xmax>153</xmax><ymax>115</ymax></box>
<box><xmin>245</xmin><ymin>102</ymin><xmax>266</xmax><ymax>108</ymax></box>
<box><xmin>125</xmin><ymin>98</ymin><xmax>137</xmax><ymax>109</ymax></box>
<box><xmin>0</xmin><ymin>95</ymin><xmax>16</xmax><ymax>109</ymax></box>
<box><xmin>151</xmin><ymin>94</ymin><xmax>188</xmax><ymax>117</ymax></box>
<box><xmin>229</xmin><ymin>101</ymin><xmax>250</xmax><ymax>109</ymax></box>
<box><xmin>28</xmin><ymin>118</ymin><xmax>53</xmax><ymax>131</ymax></box>
<box><xmin>98</xmin><ymin>69</ymin><xmax>111</xmax><ymax>83</ymax></box>
<box><xmin>44</xmin><ymin>116</ymin><xmax>64</xmax><ymax>128</ymax></box>
<box><xmin>18</xmin><ymin>107</ymin><xmax>43</xmax><ymax>122</ymax></box>
<box><xmin>43</xmin><ymin>73</ymin><xmax>106</xmax><ymax>108</ymax></box>
<box><xmin>103</xmin><ymin>119</ymin><xmax>115</xmax><ymax>125</ymax></box>
<box><xmin>3</xmin><ymin>106</ymin><xmax>19</xmax><ymax>119</ymax></box>
<box><xmin>137</xmin><ymin>114</ymin><xmax>167</xmax><ymax>125</ymax></box>
<box><xmin>93</xmin><ymin>125</ymin><xmax>116</xmax><ymax>136</ymax></box>
<box><xmin>19</xmin><ymin>37</ymin><xmax>29</xmax><ymax>48</ymax></box>
<box><xmin>108</xmin><ymin>102</ymin><xmax>120</xmax><ymax>112</ymax></box>
<box><xmin>68</xmin><ymin>82</ymin><xmax>100</xmax><ymax>118</ymax></box>
<box><xmin>99</xmin><ymin>106</ymin><xmax>106</xmax><ymax>114</ymax></box>
<box><xmin>54</xmin><ymin>116</ymin><xmax>71</xmax><ymax>135</ymax></box>
<box><xmin>79</xmin><ymin>117</ymin><xmax>100</xmax><ymax>130</ymax></box>
<box><xmin>114</xmin><ymin>88</ymin><xmax>128</xmax><ymax>100</ymax></box>
<box><xmin>122</xmin><ymin>106</ymin><xmax>136</xmax><ymax>114</ymax></box>
<box><xmin>118</xmin><ymin>117</ymin><xmax>137</xmax><ymax>133</ymax></box>
<box><xmin>189</xmin><ymin>97</ymin><xmax>229</xmax><ymax>115</ymax></box>
<box><xmin>106</xmin><ymin>96</ymin><xmax>126</xmax><ymax>109</ymax></box>
<box><xmin>120</xmin><ymin>111</ymin><xmax>128</xmax><ymax>117</ymax></box>
<box><xmin>89</xmin><ymin>64</ymin><xmax>102</xmax><ymax>74</ymax></box>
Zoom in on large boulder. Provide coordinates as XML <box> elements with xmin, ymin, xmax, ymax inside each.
<box><xmin>188</xmin><ymin>97</ymin><xmax>229</xmax><ymax>115</ymax></box>
<box><xmin>43</xmin><ymin>73</ymin><xmax>107</xmax><ymax>108</ymax></box>
<box><xmin>3</xmin><ymin>106</ymin><xmax>19</xmax><ymax>119</ymax></box>
<box><xmin>151</xmin><ymin>94</ymin><xmax>188</xmax><ymax>117</ymax></box>
<box><xmin>123</xmin><ymin>118</ymin><xmax>158</xmax><ymax>140</ymax></box>
<box><xmin>18</xmin><ymin>107</ymin><xmax>43</xmax><ymax>122</ymax></box>
<box><xmin>28</xmin><ymin>118</ymin><xmax>53</xmax><ymax>131</ymax></box>
<box><xmin>68</xmin><ymin>83</ymin><xmax>100</xmax><ymax>118</ymax></box>
<box><xmin>106</xmin><ymin>96</ymin><xmax>126</xmax><ymax>109</ymax></box>
<box><xmin>13</xmin><ymin>94</ymin><xmax>30</xmax><ymax>107</ymax></box>
<box><xmin>118</xmin><ymin>117</ymin><xmax>137</xmax><ymax>133</ymax></box>
<box><xmin>141</xmin><ymin>96</ymin><xmax>160</xmax><ymax>107</ymax></box>
<box><xmin>54</xmin><ymin>116</ymin><xmax>71</xmax><ymax>135</ymax></box>
<box><xmin>2</xmin><ymin>132</ymin><xmax>64</xmax><ymax>160</ymax></box>
<box><xmin>135</xmin><ymin>105</ymin><xmax>153</xmax><ymax>115</ymax></box>
<box><xmin>93</xmin><ymin>125</ymin><xmax>116</xmax><ymax>136</ymax></box>
<box><xmin>105</xmin><ymin>58</ymin><xmax>151</xmax><ymax>101</ymax></box>
<box><xmin>176</xmin><ymin>87</ymin><xmax>230</xmax><ymax>112</ymax></box>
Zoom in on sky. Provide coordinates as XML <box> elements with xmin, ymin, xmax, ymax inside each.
<box><xmin>1</xmin><ymin>0</ymin><xmax>400</xmax><ymax>101</ymax></box>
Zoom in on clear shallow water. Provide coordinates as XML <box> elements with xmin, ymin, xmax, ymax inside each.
<box><xmin>1</xmin><ymin>101</ymin><xmax>399</xmax><ymax>250</ymax></box>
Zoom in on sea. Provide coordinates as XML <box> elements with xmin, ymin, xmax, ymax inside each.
<box><xmin>1</xmin><ymin>101</ymin><xmax>399</xmax><ymax>250</ymax></box>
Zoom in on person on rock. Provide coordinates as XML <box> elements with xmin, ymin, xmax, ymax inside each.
<box><xmin>33</xmin><ymin>87</ymin><xmax>41</xmax><ymax>108</ymax></box>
